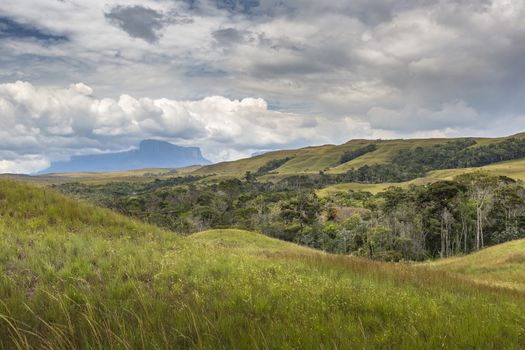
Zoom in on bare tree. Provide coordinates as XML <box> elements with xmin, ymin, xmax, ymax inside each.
<box><xmin>440</xmin><ymin>208</ymin><xmax>455</xmax><ymax>257</ymax></box>
<box><xmin>461</xmin><ymin>173</ymin><xmax>496</xmax><ymax>251</ymax></box>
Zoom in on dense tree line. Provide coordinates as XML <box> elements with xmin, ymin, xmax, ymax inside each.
<box><xmin>320</xmin><ymin>173</ymin><xmax>525</xmax><ymax>260</ymax></box>
<box><xmin>339</xmin><ymin>144</ymin><xmax>377</xmax><ymax>164</ymax></box>
<box><xmin>392</xmin><ymin>137</ymin><xmax>525</xmax><ymax>170</ymax></box>
<box><xmin>57</xmin><ymin>172</ymin><xmax>525</xmax><ymax>261</ymax></box>
<box><xmin>254</xmin><ymin>157</ymin><xmax>292</xmax><ymax>176</ymax></box>
<box><xmin>249</xmin><ymin>138</ymin><xmax>525</xmax><ymax>185</ymax></box>
<box><xmin>336</xmin><ymin>138</ymin><xmax>525</xmax><ymax>183</ymax></box>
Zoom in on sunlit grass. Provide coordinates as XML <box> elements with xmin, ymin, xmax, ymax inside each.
<box><xmin>426</xmin><ymin>238</ymin><xmax>525</xmax><ymax>291</ymax></box>
<box><xmin>317</xmin><ymin>157</ymin><xmax>525</xmax><ymax>198</ymax></box>
<box><xmin>1</xmin><ymin>179</ymin><xmax>525</xmax><ymax>349</ymax></box>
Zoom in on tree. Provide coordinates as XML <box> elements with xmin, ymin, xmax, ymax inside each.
<box><xmin>418</xmin><ymin>181</ymin><xmax>465</xmax><ymax>257</ymax></box>
<box><xmin>457</xmin><ymin>173</ymin><xmax>497</xmax><ymax>250</ymax></box>
<box><xmin>440</xmin><ymin>208</ymin><xmax>454</xmax><ymax>257</ymax></box>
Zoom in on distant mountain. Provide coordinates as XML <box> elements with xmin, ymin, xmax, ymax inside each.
<box><xmin>41</xmin><ymin>140</ymin><xmax>211</xmax><ymax>174</ymax></box>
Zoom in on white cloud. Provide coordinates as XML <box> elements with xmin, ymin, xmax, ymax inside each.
<box><xmin>0</xmin><ymin>155</ymin><xmax>49</xmax><ymax>174</ymax></box>
<box><xmin>0</xmin><ymin>81</ymin><xmax>373</xmax><ymax>173</ymax></box>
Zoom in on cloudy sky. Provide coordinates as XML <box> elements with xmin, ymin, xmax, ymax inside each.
<box><xmin>1</xmin><ymin>0</ymin><xmax>525</xmax><ymax>173</ymax></box>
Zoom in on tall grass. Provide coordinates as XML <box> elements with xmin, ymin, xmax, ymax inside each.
<box><xmin>1</xmin><ymin>180</ymin><xmax>525</xmax><ymax>349</ymax></box>
<box><xmin>427</xmin><ymin>237</ymin><xmax>525</xmax><ymax>291</ymax></box>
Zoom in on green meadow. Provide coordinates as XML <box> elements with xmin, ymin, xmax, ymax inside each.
<box><xmin>1</xmin><ymin>179</ymin><xmax>525</xmax><ymax>349</ymax></box>
<box><xmin>427</xmin><ymin>237</ymin><xmax>525</xmax><ymax>291</ymax></box>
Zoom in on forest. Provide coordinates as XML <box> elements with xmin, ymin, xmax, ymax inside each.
<box><xmin>56</xmin><ymin>171</ymin><xmax>525</xmax><ymax>261</ymax></box>
<box><xmin>333</xmin><ymin>137</ymin><xmax>525</xmax><ymax>183</ymax></box>
<box><xmin>53</xmin><ymin>138</ymin><xmax>525</xmax><ymax>261</ymax></box>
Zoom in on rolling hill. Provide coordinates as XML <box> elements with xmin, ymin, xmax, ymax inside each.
<box><xmin>5</xmin><ymin>132</ymin><xmax>525</xmax><ymax>191</ymax></box>
<box><xmin>317</xmin><ymin>157</ymin><xmax>525</xmax><ymax>196</ymax></box>
<box><xmin>1</xmin><ymin>179</ymin><xmax>525</xmax><ymax>348</ymax></box>
<box><xmin>427</xmin><ymin>238</ymin><xmax>525</xmax><ymax>291</ymax></box>
<box><xmin>193</xmin><ymin>133</ymin><xmax>525</xmax><ymax>178</ymax></box>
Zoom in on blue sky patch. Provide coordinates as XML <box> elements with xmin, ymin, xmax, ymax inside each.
<box><xmin>0</xmin><ymin>17</ymin><xmax>67</xmax><ymax>42</ymax></box>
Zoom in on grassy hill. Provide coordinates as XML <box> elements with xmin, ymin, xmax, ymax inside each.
<box><xmin>5</xmin><ymin>132</ymin><xmax>525</xmax><ymax>189</ymax></box>
<box><xmin>189</xmin><ymin>133</ymin><xmax>525</xmax><ymax>188</ymax></box>
<box><xmin>194</xmin><ymin>135</ymin><xmax>525</xmax><ymax>178</ymax></box>
<box><xmin>317</xmin><ymin>157</ymin><xmax>525</xmax><ymax>196</ymax></box>
<box><xmin>192</xmin><ymin>138</ymin><xmax>445</xmax><ymax>178</ymax></box>
<box><xmin>427</xmin><ymin>238</ymin><xmax>525</xmax><ymax>291</ymax></box>
<box><xmin>1</xmin><ymin>179</ymin><xmax>525</xmax><ymax>348</ymax></box>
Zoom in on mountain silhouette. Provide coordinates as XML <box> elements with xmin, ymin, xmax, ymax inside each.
<box><xmin>41</xmin><ymin>140</ymin><xmax>210</xmax><ymax>173</ymax></box>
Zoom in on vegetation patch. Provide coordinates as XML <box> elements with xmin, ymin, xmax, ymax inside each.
<box><xmin>338</xmin><ymin>137</ymin><xmax>525</xmax><ymax>183</ymax></box>
<box><xmin>254</xmin><ymin>157</ymin><xmax>293</xmax><ymax>176</ymax></box>
<box><xmin>339</xmin><ymin>144</ymin><xmax>377</xmax><ymax>164</ymax></box>
<box><xmin>56</xmin><ymin>170</ymin><xmax>525</xmax><ymax>261</ymax></box>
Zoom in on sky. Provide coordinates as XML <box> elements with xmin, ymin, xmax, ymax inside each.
<box><xmin>1</xmin><ymin>0</ymin><xmax>525</xmax><ymax>173</ymax></box>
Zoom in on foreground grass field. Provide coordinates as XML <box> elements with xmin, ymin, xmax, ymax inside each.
<box><xmin>1</xmin><ymin>179</ymin><xmax>525</xmax><ymax>349</ymax></box>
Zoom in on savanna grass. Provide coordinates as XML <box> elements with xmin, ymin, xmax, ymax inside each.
<box><xmin>1</xmin><ymin>180</ymin><xmax>525</xmax><ymax>349</ymax></box>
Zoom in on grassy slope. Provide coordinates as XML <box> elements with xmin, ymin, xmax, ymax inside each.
<box><xmin>0</xmin><ymin>166</ymin><xmax>202</xmax><ymax>186</ymax></box>
<box><xmin>1</xmin><ymin>180</ymin><xmax>525</xmax><ymax>348</ymax></box>
<box><xmin>317</xmin><ymin>157</ymin><xmax>525</xmax><ymax>196</ymax></box>
<box><xmin>192</xmin><ymin>139</ymin><xmax>383</xmax><ymax>178</ymax></box>
<box><xmin>192</xmin><ymin>137</ymin><xmax>489</xmax><ymax>178</ymax></box>
<box><xmin>327</xmin><ymin>138</ymin><xmax>464</xmax><ymax>173</ymax></box>
<box><xmin>427</xmin><ymin>239</ymin><xmax>525</xmax><ymax>291</ymax></box>
<box><xmin>191</xmin><ymin>149</ymin><xmax>301</xmax><ymax>177</ymax></box>
<box><xmin>192</xmin><ymin>133</ymin><xmax>525</xmax><ymax>182</ymax></box>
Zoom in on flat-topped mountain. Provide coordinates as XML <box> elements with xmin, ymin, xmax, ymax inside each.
<box><xmin>41</xmin><ymin>140</ymin><xmax>210</xmax><ymax>174</ymax></box>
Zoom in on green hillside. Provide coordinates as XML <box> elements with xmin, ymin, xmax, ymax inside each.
<box><xmin>427</xmin><ymin>238</ymin><xmax>525</xmax><ymax>291</ymax></box>
<box><xmin>1</xmin><ymin>179</ymin><xmax>525</xmax><ymax>348</ymax></box>
<box><xmin>5</xmin><ymin>133</ymin><xmax>525</xmax><ymax>188</ymax></box>
<box><xmin>191</xmin><ymin>138</ymin><xmax>475</xmax><ymax>178</ymax></box>
<box><xmin>192</xmin><ymin>133</ymin><xmax>525</xmax><ymax>181</ymax></box>
<box><xmin>192</xmin><ymin>139</ymin><xmax>398</xmax><ymax>178</ymax></box>
<box><xmin>317</xmin><ymin>157</ymin><xmax>525</xmax><ymax>197</ymax></box>
<box><xmin>327</xmin><ymin>138</ymin><xmax>462</xmax><ymax>174</ymax></box>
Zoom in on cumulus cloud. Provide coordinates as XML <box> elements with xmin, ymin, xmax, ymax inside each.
<box><xmin>0</xmin><ymin>154</ymin><xmax>49</xmax><ymax>174</ymax></box>
<box><xmin>0</xmin><ymin>81</ymin><xmax>374</xmax><ymax>173</ymax></box>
